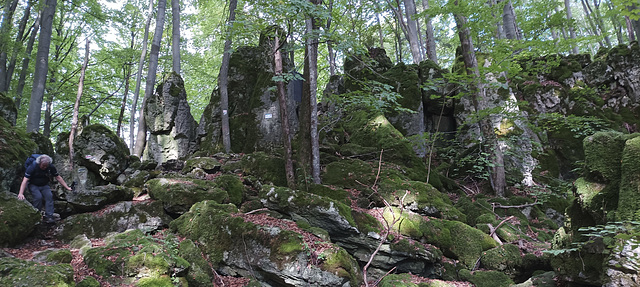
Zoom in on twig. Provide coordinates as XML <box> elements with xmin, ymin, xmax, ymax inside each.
<box><xmin>490</xmin><ymin>200</ymin><xmax>538</xmax><ymax>209</ymax></box>
<box><xmin>244</xmin><ymin>208</ymin><xmax>268</xmax><ymax>215</ymax></box>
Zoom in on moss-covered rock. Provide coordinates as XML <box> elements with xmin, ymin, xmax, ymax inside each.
<box><xmin>74</xmin><ymin>124</ymin><xmax>131</xmax><ymax>183</ymax></box>
<box><xmin>0</xmin><ymin>257</ymin><xmax>75</xmax><ymax>286</ymax></box>
<box><xmin>182</xmin><ymin>156</ymin><xmax>221</xmax><ymax>174</ymax></box>
<box><xmin>214</xmin><ymin>174</ymin><xmax>245</xmax><ymax>206</ymax></box>
<box><xmin>550</xmin><ymin>249</ymin><xmax>605</xmax><ymax>286</ymax></box>
<box><xmin>377</xmin><ymin>179</ymin><xmax>465</xmax><ymax>221</ymax></box>
<box><xmin>66</xmin><ymin>184</ymin><xmax>134</xmax><ymax>212</ymax></box>
<box><xmin>170</xmin><ymin>200</ymin><xmax>362</xmax><ymax>286</ymax></box>
<box><xmin>0</xmin><ymin>192</ymin><xmax>41</xmax><ymax>247</ymax></box>
<box><xmin>480</xmin><ymin>244</ymin><xmax>522</xmax><ymax>277</ymax></box>
<box><xmin>83</xmin><ymin>229</ymin><xmax>189</xmax><ymax>281</ymax></box>
<box><xmin>31</xmin><ymin>249</ymin><xmax>73</xmax><ymax>264</ymax></box>
<box><xmin>617</xmin><ymin>136</ymin><xmax>640</xmax><ymax>221</ymax></box>
<box><xmin>57</xmin><ymin>200</ymin><xmax>172</xmax><ymax>241</ymax></box>
<box><xmin>458</xmin><ymin>269</ymin><xmax>514</xmax><ymax>287</ymax></box>
<box><xmin>583</xmin><ymin>131</ymin><xmax>631</xmax><ymax>182</ymax></box>
<box><xmin>237</xmin><ymin>152</ymin><xmax>287</xmax><ymax>186</ymax></box>
<box><xmin>0</xmin><ymin>117</ymin><xmax>37</xmax><ymax>193</ymax></box>
<box><xmin>76</xmin><ymin>276</ymin><xmax>101</xmax><ymax>287</ymax></box>
<box><xmin>146</xmin><ymin>177</ymin><xmax>230</xmax><ymax>214</ymax></box>
<box><xmin>177</xmin><ymin>239</ymin><xmax>214</xmax><ymax>287</ymax></box>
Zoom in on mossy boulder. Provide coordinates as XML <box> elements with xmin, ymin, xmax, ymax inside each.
<box><xmin>177</xmin><ymin>239</ymin><xmax>215</xmax><ymax>287</ymax></box>
<box><xmin>378</xmin><ymin>179</ymin><xmax>465</xmax><ymax>221</ymax></box>
<box><xmin>583</xmin><ymin>131</ymin><xmax>632</xmax><ymax>182</ymax></box>
<box><xmin>170</xmin><ymin>200</ymin><xmax>362</xmax><ymax>286</ymax></box>
<box><xmin>32</xmin><ymin>248</ymin><xmax>73</xmax><ymax>264</ymax></box>
<box><xmin>381</xmin><ymin>62</ymin><xmax>425</xmax><ymax>137</ymax></box>
<box><xmin>76</xmin><ymin>276</ymin><xmax>101</xmax><ymax>287</ymax></box>
<box><xmin>321</xmin><ymin>158</ymin><xmax>377</xmax><ymax>189</ymax></box>
<box><xmin>0</xmin><ymin>117</ymin><xmax>37</xmax><ymax>193</ymax></box>
<box><xmin>182</xmin><ymin>156</ymin><xmax>221</xmax><ymax>174</ymax></box>
<box><xmin>617</xmin><ymin>136</ymin><xmax>640</xmax><ymax>221</ymax></box>
<box><xmin>0</xmin><ymin>257</ymin><xmax>75</xmax><ymax>287</ymax></box>
<box><xmin>237</xmin><ymin>152</ymin><xmax>287</xmax><ymax>186</ymax></box>
<box><xmin>0</xmin><ymin>192</ymin><xmax>41</xmax><ymax>247</ymax></box>
<box><xmin>83</xmin><ymin>229</ymin><xmax>189</xmax><ymax>281</ymax></box>
<box><xmin>551</xmin><ymin>249</ymin><xmax>605</xmax><ymax>286</ymax></box>
<box><xmin>0</xmin><ymin>92</ymin><xmax>17</xmax><ymax>126</ymax></box>
<box><xmin>146</xmin><ymin>177</ymin><xmax>231</xmax><ymax>214</ymax></box>
<box><xmin>343</xmin><ymin>47</ymin><xmax>393</xmax><ymax>92</ymax></box>
<box><xmin>480</xmin><ymin>244</ymin><xmax>522</xmax><ymax>277</ymax></box>
<box><xmin>73</xmin><ymin>124</ymin><xmax>131</xmax><ymax>183</ymax></box>
<box><xmin>384</xmin><ymin>208</ymin><xmax>497</xmax><ymax>267</ymax></box>
<box><xmin>458</xmin><ymin>269</ymin><xmax>514</xmax><ymax>287</ymax></box>
<box><xmin>57</xmin><ymin>200</ymin><xmax>172</xmax><ymax>241</ymax></box>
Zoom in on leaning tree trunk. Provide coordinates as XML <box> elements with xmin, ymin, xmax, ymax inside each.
<box><xmin>117</xmin><ymin>31</ymin><xmax>134</xmax><ymax>137</ymax></box>
<box><xmin>171</xmin><ymin>0</ymin><xmax>180</xmax><ymax>74</ymax></box>
<box><xmin>454</xmin><ymin>0</ymin><xmax>506</xmax><ymax>197</ymax></box>
<box><xmin>274</xmin><ymin>34</ymin><xmax>296</xmax><ymax>189</ymax></box>
<box><xmin>15</xmin><ymin>10</ymin><xmax>40</xmax><ymax>110</ymax></box>
<box><xmin>69</xmin><ymin>39</ymin><xmax>90</xmax><ymax>169</ymax></box>
<box><xmin>5</xmin><ymin>0</ymin><xmax>32</xmax><ymax>91</ymax></box>
<box><xmin>502</xmin><ymin>0</ymin><xmax>521</xmax><ymax>40</ymax></box>
<box><xmin>26</xmin><ymin>0</ymin><xmax>57</xmax><ymax>133</ymax></box>
<box><xmin>134</xmin><ymin>0</ymin><xmax>166</xmax><ymax>157</ymax></box>
<box><xmin>219</xmin><ymin>0</ymin><xmax>237</xmax><ymax>153</ymax></box>
<box><xmin>306</xmin><ymin>0</ymin><xmax>321</xmax><ymax>184</ymax></box>
<box><xmin>0</xmin><ymin>0</ymin><xmax>19</xmax><ymax>92</ymax></box>
<box><xmin>130</xmin><ymin>0</ymin><xmax>154</xmax><ymax>153</ymax></box>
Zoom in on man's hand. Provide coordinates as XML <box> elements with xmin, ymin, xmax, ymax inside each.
<box><xmin>17</xmin><ymin>193</ymin><xmax>24</xmax><ymax>200</ymax></box>
<box><xmin>66</xmin><ymin>186</ymin><xmax>73</xmax><ymax>191</ymax></box>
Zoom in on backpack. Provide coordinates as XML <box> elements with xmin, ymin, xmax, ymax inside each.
<box><xmin>24</xmin><ymin>154</ymin><xmax>41</xmax><ymax>169</ymax></box>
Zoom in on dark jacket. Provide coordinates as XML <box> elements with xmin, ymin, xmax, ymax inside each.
<box><xmin>25</xmin><ymin>162</ymin><xmax>59</xmax><ymax>186</ymax></box>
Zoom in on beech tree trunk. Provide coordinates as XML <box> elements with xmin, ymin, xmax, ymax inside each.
<box><xmin>14</xmin><ymin>10</ymin><xmax>40</xmax><ymax>110</ymax></box>
<box><xmin>565</xmin><ymin>0</ymin><xmax>579</xmax><ymax>54</ymax></box>
<box><xmin>69</xmin><ymin>39</ymin><xmax>90</xmax><ymax>169</ymax></box>
<box><xmin>134</xmin><ymin>0</ymin><xmax>166</xmax><ymax>157</ymax></box>
<box><xmin>0</xmin><ymin>0</ymin><xmax>19</xmax><ymax>92</ymax></box>
<box><xmin>219</xmin><ymin>0</ymin><xmax>238</xmax><ymax>153</ymax></box>
<box><xmin>403</xmin><ymin>0</ymin><xmax>422</xmax><ymax>63</ymax></box>
<box><xmin>26</xmin><ymin>0</ymin><xmax>57</xmax><ymax>133</ymax></box>
<box><xmin>274</xmin><ymin>34</ymin><xmax>296</xmax><ymax>189</ymax></box>
<box><xmin>421</xmin><ymin>0</ymin><xmax>437</xmax><ymax>63</ymax></box>
<box><xmin>454</xmin><ymin>0</ymin><xmax>506</xmax><ymax>197</ymax></box>
<box><xmin>374</xmin><ymin>1</ymin><xmax>385</xmax><ymax>47</ymax></box>
<box><xmin>171</xmin><ymin>0</ymin><xmax>180</xmax><ymax>74</ymax></box>
<box><xmin>502</xmin><ymin>0</ymin><xmax>520</xmax><ymax>40</ymax></box>
<box><xmin>130</xmin><ymin>0</ymin><xmax>154</xmax><ymax>153</ymax></box>
<box><xmin>626</xmin><ymin>16</ymin><xmax>636</xmax><ymax>42</ymax></box>
<box><xmin>326</xmin><ymin>0</ymin><xmax>336</xmax><ymax>76</ymax></box>
<box><xmin>117</xmin><ymin>32</ymin><xmax>134</xmax><ymax>137</ymax></box>
<box><xmin>5</xmin><ymin>0</ymin><xmax>32</xmax><ymax>91</ymax></box>
<box><xmin>303</xmin><ymin>0</ymin><xmax>321</xmax><ymax>184</ymax></box>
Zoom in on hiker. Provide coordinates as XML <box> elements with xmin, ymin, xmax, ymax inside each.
<box><xmin>17</xmin><ymin>154</ymin><xmax>72</xmax><ymax>223</ymax></box>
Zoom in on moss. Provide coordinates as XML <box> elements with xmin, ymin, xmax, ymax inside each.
<box><xmin>480</xmin><ymin>244</ymin><xmax>522</xmax><ymax>276</ymax></box>
<box><xmin>46</xmin><ymin>249</ymin><xmax>73</xmax><ymax>264</ymax></box>
<box><xmin>182</xmin><ymin>157</ymin><xmax>221</xmax><ymax>173</ymax></box>
<box><xmin>616</xmin><ymin>136</ymin><xmax>640</xmax><ymax>221</ymax></box>
<box><xmin>214</xmin><ymin>174</ymin><xmax>245</xmax><ymax>206</ymax></box>
<box><xmin>0</xmin><ymin>258</ymin><xmax>75</xmax><ymax>287</ymax></box>
<box><xmin>459</xmin><ymin>269</ymin><xmax>514</xmax><ymax>287</ymax></box>
<box><xmin>76</xmin><ymin>276</ymin><xmax>101</xmax><ymax>287</ymax></box>
<box><xmin>146</xmin><ymin>177</ymin><xmax>230</xmax><ymax>214</ymax></box>
<box><xmin>135</xmin><ymin>276</ymin><xmax>175</xmax><ymax>287</ymax></box>
<box><xmin>0</xmin><ymin>117</ymin><xmax>37</xmax><ymax>169</ymax></box>
<box><xmin>240</xmin><ymin>152</ymin><xmax>287</xmax><ymax>186</ymax></box>
<box><xmin>322</xmin><ymin>247</ymin><xmax>361</xmax><ymax>285</ymax></box>
<box><xmin>321</xmin><ymin>158</ymin><xmax>376</xmax><ymax>189</ymax></box>
<box><xmin>0</xmin><ymin>192</ymin><xmax>41</xmax><ymax>247</ymax></box>
<box><xmin>378</xmin><ymin>273</ymin><xmax>417</xmax><ymax>287</ymax></box>
<box><xmin>306</xmin><ymin>184</ymin><xmax>350</xmax><ymax>205</ymax></box>
<box><xmin>550</xmin><ymin>250</ymin><xmax>605</xmax><ymax>285</ymax></box>
<box><xmin>378</xmin><ymin>179</ymin><xmax>466</xmax><ymax>221</ymax></box>
<box><xmin>178</xmin><ymin>239</ymin><xmax>214</xmax><ymax>287</ymax></box>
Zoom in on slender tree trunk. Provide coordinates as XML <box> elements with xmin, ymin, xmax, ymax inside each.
<box><xmin>69</xmin><ymin>39</ymin><xmax>90</xmax><ymax>169</ymax></box>
<box><xmin>502</xmin><ymin>0</ymin><xmax>520</xmax><ymax>40</ymax></box>
<box><xmin>43</xmin><ymin>94</ymin><xmax>52</xmax><ymax>137</ymax></box>
<box><xmin>626</xmin><ymin>4</ymin><xmax>640</xmax><ymax>42</ymax></box>
<box><xmin>6</xmin><ymin>0</ymin><xmax>32</xmax><ymax>91</ymax></box>
<box><xmin>307</xmin><ymin>0</ymin><xmax>322</xmax><ymax>184</ymax></box>
<box><xmin>134</xmin><ymin>0</ymin><xmax>166</xmax><ymax>157</ymax></box>
<box><xmin>374</xmin><ymin>1</ymin><xmax>385</xmax><ymax>47</ymax></box>
<box><xmin>130</xmin><ymin>0</ymin><xmax>154</xmax><ymax>154</ymax></box>
<box><xmin>219</xmin><ymin>0</ymin><xmax>237</xmax><ymax>153</ymax></box>
<box><xmin>26</xmin><ymin>0</ymin><xmax>56</xmax><ymax>133</ymax></box>
<box><xmin>15</xmin><ymin>10</ymin><xmax>40</xmax><ymax>110</ymax></box>
<box><xmin>454</xmin><ymin>0</ymin><xmax>506</xmax><ymax>197</ymax></box>
<box><xmin>605</xmin><ymin>1</ymin><xmax>623</xmax><ymax>44</ymax></box>
<box><xmin>588</xmin><ymin>0</ymin><xmax>611</xmax><ymax>47</ymax></box>
<box><xmin>274</xmin><ymin>34</ymin><xmax>296</xmax><ymax>189</ymax></box>
<box><xmin>626</xmin><ymin>16</ymin><xmax>636</xmax><ymax>42</ymax></box>
<box><xmin>565</xmin><ymin>0</ymin><xmax>579</xmax><ymax>54</ymax></box>
<box><xmin>490</xmin><ymin>0</ymin><xmax>505</xmax><ymax>39</ymax></box>
<box><xmin>0</xmin><ymin>0</ymin><xmax>19</xmax><ymax>92</ymax></box>
<box><xmin>326</xmin><ymin>0</ymin><xmax>336</xmax><ymax>76</ymax></box>
<box><xmin>581</xmin><ymin>0</ymin><xmax>606</xmax><ymax>48</ymax></box>
<box><xmin>171</xmin><ymin>0</ymin><xmax>180</xmax><ymax>74</ymax></box>
<box><xmin>421</xmin><ymin>0</ymin><xmax>437</xmax><ymax>63</ymax></box>
<box><xmin>403</xmin><ymin>0</ymin><xmax>422</xmax><ymax>63</ymax></box>
<box><xmin>117</xmin><ymin>32</ymin><xmax>134</xmax><ymax>137</ymax></box>
<box><xmin>394</xmin><ymin>14</ymin><xmax>403</xmax><ymax>62</ymax></box>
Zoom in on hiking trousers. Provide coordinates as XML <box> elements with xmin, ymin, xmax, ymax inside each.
<box><xmin>28</xmin><ymin>184</ymin><xmax>54</xmax><ymax>218</ymax></box>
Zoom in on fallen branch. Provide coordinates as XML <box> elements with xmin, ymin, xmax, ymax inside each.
<box><xmin>491</xmin><ymin>201</ymin><xmax>538</xmax><ymax>209</ymax></box>
<box><xmin>488</xmin><ymin>216</ymin><xmax>516</xmax><ymax>246</ymax></box>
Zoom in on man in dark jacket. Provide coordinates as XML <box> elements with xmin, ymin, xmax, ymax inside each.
<box><xmin>17</xmin><ymin>154</ymin><xmax>72</xmax><ymax>223</ymax></box>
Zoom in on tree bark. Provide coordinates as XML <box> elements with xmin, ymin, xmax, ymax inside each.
<box><xmin>14</xmin><ymin>10</ymin><xmax>40</xmax><ymax>110</ymax></box>
<box><xmin>454</xmin><ymin>0</ymin><xmax>506</xmax><ymax>197</ymax></box>
<box><xmin>374</xmin><ymin>1</ymin><xmax>385</xmax><ymax>48</ymax></box>
<box><xmin>5</xmin><ymin>0</ymin><xmax>32</xmax><ymax>92</ymax></box>
<box><xmin>626</xmin><ymin>16</ymin><xmax>636</xmax><ymax>42</ymax></box>
<box><xmin>502</xmin><ymin>0</ymin><xmax>520</xmax><ymax>40</ymax></box>
<box><xmin>130</xmin><ymin>0</ymin><xmax>155</xmax><ymax>154</ymax></box>
<box><xmin>171</xmin><ymin>0</ymin><xmax>180</xmax><ymax>74</ymax></box>
<box><xmin>565</xmin><ymin>0</ymin><xmax>579</xmax><ymax>54</ymax></box>
<box><xmin>307</xmin><ymin>0</ymin><xmax>321</xmax><ymax>184</ymax></box>
<box><xmin>117</xmin><ymin>32</ymin><xmax>134</xmax><ymax>138</ymax></box>
<box><xmin>69</xmin><ymin>39</ymin><xmax>90</xmax><ymax>169</ymax></box>
<box><xmin>274</xmin><ymin>34</ymin><xmax>296</xmax><ymax>189</ymax></box>
<box><xmin>0</xmin><ymin>0</ymin><xmax>19</xmax><ymax>92</ymax></box>
<box><xmin>43</xmin><ymin>95</ymin><xmax>52</xmax><ymax>137</ymax></box>
<box><xmin>219</xmin><ymin>0</ymin><xmax>237</xmax><ymax>153</ymax></box>
<box><xmin>26</xmin><ymin>0</ymin><xmax>57</xmax><ymax>133</ymax></box>
<box><xmin>326</xmin><ymin>0</ymin><xmax>336</xmax><ymax>76</ymax></box>
<box><xmin>134</xmin><ymin>0</ymin><xmax>166</xmax><ymax>157</ymax></box>
<box><xmin>403</xmin><ymin>0</ymin><xmax>422</xmax><ymax>63</ymax></box>
<box><xmin>580</xmin><ymin>0</ymin><xmax>606</xmax><ymax>48</ymax></box>
<box><xmin>421</xmin><ymin>0</ymin><xmax>437</xmax><ymax>63</ymax></box>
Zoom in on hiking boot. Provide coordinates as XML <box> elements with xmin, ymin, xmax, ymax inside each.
<box><xmin>44</xmin><ymin>217</ymin><xmax>56</xmax><ymax>224</ymax></box>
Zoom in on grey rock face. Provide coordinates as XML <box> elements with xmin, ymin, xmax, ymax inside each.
<box><xmin>73</xmin><ymin>124</ymin><xmax>130</xmax><ymax>183</ymax></box>
<box><xmin>0</xmin><ymin>92</ymin><xmax>17</xmax><ymax>126</ymax></box>
<box><xmin>65</xmin><ymin>184</ymin><xmax>134</xmax><ymax>212</ymax></box>
<box><xmin>145</xmin><ymin>72</ymin><xmax>198</xmax><ymax>164</ymax></box>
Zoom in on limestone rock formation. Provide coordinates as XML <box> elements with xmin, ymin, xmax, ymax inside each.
<box><xmin>144</xmin><ymin>72</ymin><xmax>198</xmax><ymax>164</ymax></box>
<box><xmin>0</xmin><ymin>92</ymin><xmax>17</xmax><ymax>126</ymax></box>
<box><xmin>73</xmin><ymin>124</ymin><xmax>130</xmax><ymax>183</ymax></box>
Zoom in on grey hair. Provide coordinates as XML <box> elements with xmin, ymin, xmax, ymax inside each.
<box><xmin>35</xmin><ymin>154</ymin><xmax>52</xmax><ymax>165</ymax></box>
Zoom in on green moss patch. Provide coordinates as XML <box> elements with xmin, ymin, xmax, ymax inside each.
<box><xmin>0</xmin><ymin>257</ymin><xmax>75</xmax><ymax>287</ymax></box>
<box><xmin>0</xmin><ymin>192</ymin><xmax>41</xmax><ymax>247</ymax></box>
<box><xmin>146</xmin><ymin>177</ymin><xmax>230</xmax><ymax>214</ymax></box>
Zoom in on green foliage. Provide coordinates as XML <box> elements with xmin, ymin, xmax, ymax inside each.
<box><xmin>535</xmin><ymin>113</ymin><xmax>610</xmax><ymax>139</ymax></box>
<box><xmin>326</xmin><ymin>80</ymin><xmax>414</xmax><ymax>114</ymax></box>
